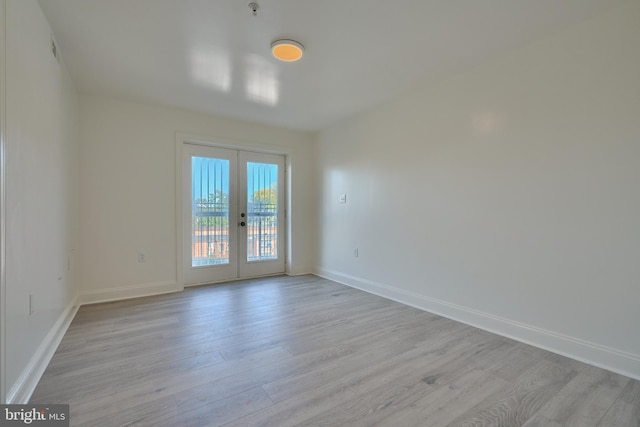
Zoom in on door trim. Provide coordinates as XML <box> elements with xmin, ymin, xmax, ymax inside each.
<box><xmin>175</xmin><ymin>133</ymin><xmax>292</xmax><ymax>287</ymax></box>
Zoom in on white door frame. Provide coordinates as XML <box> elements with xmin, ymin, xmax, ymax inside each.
<box><xmin>175</xmin><ymin>133</ymin><xmax>292</xmax><ymax>287</ymax></box>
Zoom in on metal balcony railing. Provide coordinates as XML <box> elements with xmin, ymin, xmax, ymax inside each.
<box><xmin>191</xmin><ymin>202</ymin><xmax>278</xmax><ymax>266</ymax></box>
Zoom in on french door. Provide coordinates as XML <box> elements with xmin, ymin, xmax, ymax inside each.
<box><xmin>182</xmin><ymin>144</ymin><xmax>285</xmax><ymax>285</ymax></box>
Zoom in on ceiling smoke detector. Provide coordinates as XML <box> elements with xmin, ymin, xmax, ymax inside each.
<box><xmin>248</xmin><ymin>2</ymin><xmax>259</xmax><ymax>16</ymax></box>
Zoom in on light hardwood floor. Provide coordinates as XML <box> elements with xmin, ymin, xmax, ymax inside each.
<box><xmin>31</xmin><ymin>275</ymin><xmax>639</xmax><ymax>426</ymax></box>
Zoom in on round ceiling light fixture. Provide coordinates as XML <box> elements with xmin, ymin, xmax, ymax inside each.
<box><xmin>271</xmin><ymin>39</ymin><xmax>304</xmax><ymax>62</ymax></box>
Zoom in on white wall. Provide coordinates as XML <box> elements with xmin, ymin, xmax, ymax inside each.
<box><xmin>78</xmin><ymin>95</ymin><xmax>315</xmax><ymax>302</ymax></box>
<box><xmin>0</xmin><ymin>0</ymin><xmax>6</xmax><ymax>403</ymax></box>
<box><xmin>4</xmin><ymin>0</ymin><xmax>80</xmax><ymax>401</ymax></box>
<box><xmin>315</xmin><ymin>1</ymin><xmax>640</xmax><ymax>379</ymax></box>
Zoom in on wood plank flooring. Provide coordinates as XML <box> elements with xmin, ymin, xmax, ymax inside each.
<box><xmin>30</xmin><ymin>275</ymin><xmax>640</xmax><ymax>426</ymax></box>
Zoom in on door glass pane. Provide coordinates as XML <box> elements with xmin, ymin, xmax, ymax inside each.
<box><xmin>192</xmin><ymin>157</ymin><xmax>230</xmax><ymax>266</ymax></box>
<box><xmin>247</xmin><ymin>162</ymin><xmax>278</xmax><ymax>262</ymax></box>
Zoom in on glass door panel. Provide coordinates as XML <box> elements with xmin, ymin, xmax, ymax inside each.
<box><xmin>191</xmin><ymin>156</ymin><xmax>230</xmax><ymax>266</ymax></box>
<box><xmin>246</xmin><ymin>162</ymin><xmax>279</xmax><ymax>262</ymax></box>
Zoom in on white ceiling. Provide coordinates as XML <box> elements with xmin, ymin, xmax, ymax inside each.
<box><xmin>38</xmin><ymin>0</ymin><xmax>625</xmax><ymax>131</ymax></box>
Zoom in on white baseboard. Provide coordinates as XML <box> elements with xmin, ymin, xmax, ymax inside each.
<box><xmin>287</xmin><ymin>267</ymin><xmax>314</xmax><ymax>276</ymax></box>
<box><xmin>315</xmin><ymin>267</ymin><xmax>640</xmax><ymax>381</ymax></box>
<box><xmin>6</xmin><ymin>296</ymin><xmax>80</xmax><ymax>404</ymax></box>
<box><xmin>79</xmin><ymin>281</ymin><xmax>183</xmax><ymax>305</ymax></box>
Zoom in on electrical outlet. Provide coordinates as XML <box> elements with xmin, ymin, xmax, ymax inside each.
<box><xmin>138</xmin><ymin>251</ymin><xmax>146</xmax><ymax>262</ymax></box>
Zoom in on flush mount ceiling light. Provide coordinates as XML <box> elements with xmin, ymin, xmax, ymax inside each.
<box><xmin>271</xmin><ymin>39</ymin><xmax>304</xmax><ymax>62</ymax></box>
